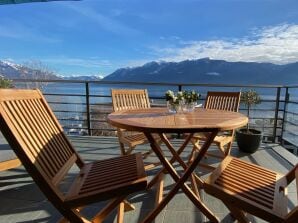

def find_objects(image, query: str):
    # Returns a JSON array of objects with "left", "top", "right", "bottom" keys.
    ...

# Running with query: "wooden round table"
[
  {"left": 108, "top": 108, "right": 248, "bottom": 223},
  {"left": 108, "top": 107, "right": 248, "bottom": 133}
]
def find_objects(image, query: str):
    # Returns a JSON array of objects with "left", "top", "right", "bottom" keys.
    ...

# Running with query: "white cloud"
[
  {"left": 66, "top": 4, "right": 140, "bottom": 36},
  {"left": 0, "top": 20, "right": 61, "bottom": 43},
  {"left": 155, "top": 24, "right": 298, "bottom": 64},
  {"left": 206, "top": 72, "right": 220, "bottom": 76}
]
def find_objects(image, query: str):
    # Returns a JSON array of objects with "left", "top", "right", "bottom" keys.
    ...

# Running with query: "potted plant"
[{"left": 236, "top": 89, "right": 262, "bottom": 153}]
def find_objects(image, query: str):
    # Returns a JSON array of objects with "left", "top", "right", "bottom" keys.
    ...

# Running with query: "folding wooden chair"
[
  {"left": 204, "top": 156, "right": 298, "bottom": 223},
  {"left": 190, "top": 91, "right": 241, "bottom": 164},
  {"left": 111, "top": 89, "right": 161, "bottom": 170},
  {"left": 0, "top": 89, "right": 147, "bottom": 223}
]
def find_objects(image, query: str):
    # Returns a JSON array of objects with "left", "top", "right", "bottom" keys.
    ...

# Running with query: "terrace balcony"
[{"left": 0, "top": 79, "right": 297, "bottom": 223}]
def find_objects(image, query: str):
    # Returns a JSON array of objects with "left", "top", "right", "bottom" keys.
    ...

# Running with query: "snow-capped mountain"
[
  {"left": 0, "top": 61, "right": 102, "bottom": 81},
  {"left": 103, "top": 58, "right": 298, "bottom": 84},
  {"left": 0, "top": 60, "right": 59, "bottom": 80}
]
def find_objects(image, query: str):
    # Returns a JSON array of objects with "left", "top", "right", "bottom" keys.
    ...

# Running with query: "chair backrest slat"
[
  {"left": 204, "top": 91, "right": 241, "bottom": 112},
  {"left": 30, "top": 98, "right": 75, "bottom": 172},
  {"left": 0, "top": 89, "right": 83, "bottom": 190},
  {"left": 111, "top": 89, "right": 151, "bottom": 112},
  {"left": 34, "top": 98, "right": 74, "bottom": 161},
  {"left": 2, "top": 99, "right": 54, "bottom": 177},
  {"left": 20, "top": 99, "right": 65, "bottom": 176}
]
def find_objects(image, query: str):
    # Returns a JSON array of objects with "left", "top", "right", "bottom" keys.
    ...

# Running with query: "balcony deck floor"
[{"left": 0, "top": 136, "right": 297, "bottom": 223}]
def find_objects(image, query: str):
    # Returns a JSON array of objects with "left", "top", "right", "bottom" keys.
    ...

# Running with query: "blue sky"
[{"left": 1, "top": 0, "right": 298, "bottom": 77}]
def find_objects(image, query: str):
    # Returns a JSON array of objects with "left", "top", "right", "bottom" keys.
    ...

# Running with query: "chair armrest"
[{"left": 285, "top": 164, "right": 298, "bottom": 185}]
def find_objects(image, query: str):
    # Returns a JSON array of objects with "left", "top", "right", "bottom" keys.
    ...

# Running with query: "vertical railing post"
[
  {"left": 85, "top": 82, "right": 91, "bottom": 136},
  {"left": 177, "top": 84, "right": 183, "bottom": 138},
  {"left": 280, "top": 87, "right": 289, "bottom": 146},
  {"left": 272, "top": 87, "right": 281, "bottom": 143},
  {"left": 178, "top": 85, "right": 182, "bottom": 92}
]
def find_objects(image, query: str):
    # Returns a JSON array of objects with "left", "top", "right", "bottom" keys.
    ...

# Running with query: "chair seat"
[
  {"left": 204, "top": 156, "right": 288, "bottom": 222},
  {"left": 66, "top": 153, "right": 147, "bottom": 207},
  {"left": 189, "top": 91, "right": 241, "bottom": 164},
  {"left": 121, "top": 132, "right": 161, "bottom": 148},
  {"left": 192, "top": 133, "right": 232, "bottom": 146},
  {"left": 122, "top": 133, "right": 149, "bottom": 147}
]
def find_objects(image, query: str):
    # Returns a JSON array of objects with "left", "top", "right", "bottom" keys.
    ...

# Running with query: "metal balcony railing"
[{"left": 11, "top": 79, "right": 298, "bottom": 152}]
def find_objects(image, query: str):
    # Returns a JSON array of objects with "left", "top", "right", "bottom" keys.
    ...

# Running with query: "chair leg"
[
  {"left": 188, "top": 146, "right": 196, "bottom": 165},
  {"left": 225, "top": 131, "right": 235, "bottom": 156},
  {"left": 119, "top": 143, "right": 136, "bottom": 156},
  {"left": 92, "top": 196, "right": 126, "bottom": 223},
  {"left": 188, "top": 141, "right": 199, "bottom": 165},
  {"left": 58, "top": 215, "right": 91, "bottom": 223},
  {"left": 143, "top": 140, "right": 163, "bottom": 170},
  {"left": 142, "top": 149, "right": 153, "bottom": 159},
  {"left": 123, "top": 200, "right": 135, "bottom": 212},
  {"left": 155, "top": 173, "right": 164, "bottom": 205},
  {"left": 58, "top": 218, "right": 68, "bottom": 223},
  {"left": 223, "top": 201, "right": 250, "bottom": 223},
  {"left": 117, "top": 202, "right": 125, "bottom": 223},
  {"left": 119, "top": 142, "right": 127, "bottom": 155},
  {"left": 126, "top": 146, "right": 135, "bottom": 155},
  {"left": 217, "top": 144, "right": 226, "bottom": 157},
  {"left": 57, "top": 207, "right": 91, "bottom": 223},
  {"left": 225, "top": 141, "right": 233, "bottom": 156}
]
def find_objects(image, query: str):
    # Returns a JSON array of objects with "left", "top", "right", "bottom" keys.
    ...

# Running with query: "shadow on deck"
[{"left": 0, "top": 136, "right": 297, "bottom": 223}]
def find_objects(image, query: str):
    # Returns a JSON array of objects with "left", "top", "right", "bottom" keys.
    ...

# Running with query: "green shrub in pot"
[{"left": 236, "top": 89, "right": 262, "bottom": 153}]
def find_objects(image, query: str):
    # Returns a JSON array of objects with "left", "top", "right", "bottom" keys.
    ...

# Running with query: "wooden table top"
[{"left": 108, "top": 108, "right": 248, "bottom": 133}]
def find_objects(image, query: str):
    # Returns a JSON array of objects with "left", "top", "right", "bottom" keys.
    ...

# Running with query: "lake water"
[{"left": 38, "top": 81, "right": 298, "bottom": 113}]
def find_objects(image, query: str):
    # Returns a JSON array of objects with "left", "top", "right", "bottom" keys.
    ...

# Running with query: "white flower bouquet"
[{"left": 165, "top": 90, "right": 200, "bottom": 113}]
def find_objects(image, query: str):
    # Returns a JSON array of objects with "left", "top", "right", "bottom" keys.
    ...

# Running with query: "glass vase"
[
  {"left": 182, "top": 101, "right": 197, "bottom": 112},
  {"left": 167, "top": 101, "right": 181, "bottom": 113}
]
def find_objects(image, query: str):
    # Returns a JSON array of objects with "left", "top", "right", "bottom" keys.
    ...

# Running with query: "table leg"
[
  {"left": 147, "top": 133, "right": 194, "bottom": 189},
  {"left": 159, "top": 133, "right": 204, "bottom": 190},
  {"left": 142, "top": 130, "right": 220, "bottom": 223},
  {"left": 154, "top": 173, "right": 164, "bottom": 206}
]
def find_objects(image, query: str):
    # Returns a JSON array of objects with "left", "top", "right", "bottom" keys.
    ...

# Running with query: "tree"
[
  {"left": 240, "top": 89, "right": 261, "bottom": 132},
  {"left": 19, "top": 60, "right": 58, "bottom": 89},
  {"left": 0, "top": 75, "right": 13, "bottom": 88}
]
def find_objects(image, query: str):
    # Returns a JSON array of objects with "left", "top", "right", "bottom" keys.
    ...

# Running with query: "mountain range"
[
  {"left": 0, "top": 60, "right": 59, "bottom": 80},
  {"left": 103, "top": 58, "right": 298, "bottom": 85},
  {"left": 0, "top": 61, "right": 102, "bottom": 81},
  {"left": 1, "top": 58, "right": 298, "bottom": 84}
]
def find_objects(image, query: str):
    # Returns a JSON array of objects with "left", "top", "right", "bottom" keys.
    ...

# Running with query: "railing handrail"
[{"left": 10, "top": 78, "right": 291, "bottom": 88}]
